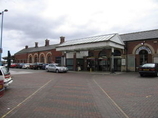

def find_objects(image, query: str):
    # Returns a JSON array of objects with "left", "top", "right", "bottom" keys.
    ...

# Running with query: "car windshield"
[{"left": 142, "top": 64, "right": 155, "bottom": 68}]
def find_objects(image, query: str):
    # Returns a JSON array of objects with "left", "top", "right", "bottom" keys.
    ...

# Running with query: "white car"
[
  {"left": 46, "top": 64, "right": 68, "bottom": 73},
  {"left": 0, "top": 66, "right": 13, "bottom": 88},
  {"left": 22, "top": 63, "right": 30, "bottom": 69}
]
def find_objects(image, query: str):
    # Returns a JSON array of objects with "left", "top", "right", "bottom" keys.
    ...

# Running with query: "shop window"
[{"left": 56, "top": 57, "right": 61, "bottom": 64}]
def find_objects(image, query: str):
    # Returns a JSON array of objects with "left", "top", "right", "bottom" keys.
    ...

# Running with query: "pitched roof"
[
  {"left": 15, "top": 44, "right": 59, "bottom": 55},
  {"left": 120, "top": 29, "right": 158, "bottom": 41},
  {"left": 58, "top": 33, "right": 124, "bottom": 47},
  {"left": 57, "top": 34, "right": 124, "bottom": 51}
]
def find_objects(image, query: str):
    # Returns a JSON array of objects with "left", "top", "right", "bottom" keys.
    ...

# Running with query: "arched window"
[
  {"left": 139, "top": 50, "right": 148, "bottom": 65},
  {"left": 47, "top": 55, "right": 52, "bottom": 63},
  {"left": 99, "top": 50, "right": 106, "bottom": 57},
  {"left": 40, "top": 55, "right": 44, "bottom": 63},
  {"left": 29, "top": 56, "right": 32, "bottom": 63},
  {"left": 34, "top": 56, "right": 38, "bottom": 63}
]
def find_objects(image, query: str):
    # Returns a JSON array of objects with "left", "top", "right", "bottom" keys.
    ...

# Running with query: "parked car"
[
  {"left": 10, "top": 63, "right": 17, "bottom": 68},
  {"left": 30, "top": 63, "right": 43, "bottom": 70},
  {"left": 139, "top": 63, "right": 158, "bottom": 77},
  {"left": 41, "top": 64, "right": 48, "bottom": 70},
  {"left": 0, "top": 73, "right": 4, "bottom": 97},
  {"left": 16, "top": 63, "right": 24, "bottom": 68},
  {"left": 46, "top": 64, "right": 68, "bottom": 73},
  {"left": 0, "top": 66, "right": 13, "bottom": 88},
  {"left": 22, "top": 63, "right": 30, "bottom": 69}
]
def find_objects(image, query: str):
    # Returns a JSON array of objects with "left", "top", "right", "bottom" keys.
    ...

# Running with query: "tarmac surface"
[{"left": 0, "top": 69, "right": 158, "bottom": 118}]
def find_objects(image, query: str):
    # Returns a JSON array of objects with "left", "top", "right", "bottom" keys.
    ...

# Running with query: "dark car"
[
  {"left": 16, "top": 63, "right": 24, "bottom": 68},
  {"left": 30, "top": 63, "right": 43, "bottom": 70},
  {"left": 139, "top": 63, "right": 158, "bottom": 77}
]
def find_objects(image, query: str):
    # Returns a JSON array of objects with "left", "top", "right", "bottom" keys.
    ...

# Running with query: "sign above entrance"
[{"left": 135, "top": 46, "right": 152, "bottom": 54}]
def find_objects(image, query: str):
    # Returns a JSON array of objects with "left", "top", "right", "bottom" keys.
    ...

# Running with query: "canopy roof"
[{"left": 57, "top": 33, "right": 124, "bottom": 51}]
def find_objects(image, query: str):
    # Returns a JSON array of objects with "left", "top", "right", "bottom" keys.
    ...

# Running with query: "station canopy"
[{"left": 56, "top": 33, "right": 124, "bottom": 52}]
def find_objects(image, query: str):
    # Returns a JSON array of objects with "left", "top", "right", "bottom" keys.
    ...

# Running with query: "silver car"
[{"left": 46, "top": 64, "right": 68, "bottom": 73}]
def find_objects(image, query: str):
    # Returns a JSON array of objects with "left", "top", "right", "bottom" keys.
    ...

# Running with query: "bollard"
[{"left": 90, "top": 68, "right": 92, "bottom": 72}]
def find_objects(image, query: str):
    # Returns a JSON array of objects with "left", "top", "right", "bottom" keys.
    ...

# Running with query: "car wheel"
[
  {"left": 140, "top": 74, "right": 144, "bottom": 77},
  {"left": 156, "top": 72, "right": 158, "bottom": 77},
  {"left": 56, "top": 69, "right": 59, "bottom": 73},
  {"left": 46, "top": 69, "right": 49, "bottom": 72}
]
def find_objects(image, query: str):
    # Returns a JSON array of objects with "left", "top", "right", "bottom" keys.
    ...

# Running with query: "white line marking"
[
  {"left": 1, "top": 79, "right": 52, "bottom": 118},
  {"left": 93, "top": 79, "right": 129, "bottom": 118}
]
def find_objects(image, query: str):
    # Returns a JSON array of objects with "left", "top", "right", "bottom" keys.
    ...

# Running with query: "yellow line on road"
[
  {"left": 1, "top": 79, "right": 52, "bottom": 118},
  {"left": 93, "top": 79, "right": 129, "bottom": 118}
]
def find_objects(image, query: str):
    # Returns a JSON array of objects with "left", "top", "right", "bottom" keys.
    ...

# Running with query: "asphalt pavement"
[{"left": 0, "top": 69, "right": 158, "bottom": 118}]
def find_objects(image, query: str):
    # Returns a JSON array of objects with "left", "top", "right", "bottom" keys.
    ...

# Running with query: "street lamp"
[{"left": 0, "top": 9, "right": 8, "bottom": 65}]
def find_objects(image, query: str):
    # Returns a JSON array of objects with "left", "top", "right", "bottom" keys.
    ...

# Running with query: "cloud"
[{"left": 0, "top": 0, "right": 158, "bottom": 58}]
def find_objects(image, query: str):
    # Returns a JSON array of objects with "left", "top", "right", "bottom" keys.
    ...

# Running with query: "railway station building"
[{"left": 14, "top": 29, "right": 158, "bottom": 72}]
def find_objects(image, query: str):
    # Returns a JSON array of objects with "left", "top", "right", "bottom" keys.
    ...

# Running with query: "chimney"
[
  {"left": 35, "top": 42, "right": 38, "bottom": 48},
  {"left": 45, "top": 39, "right": 49, "bottom": 46},
  {"left": 25, "top": 45, "right": 28, "bottom": 49},
  {"left": 60, "top": 36, "right": 65, "bottom": 44}
]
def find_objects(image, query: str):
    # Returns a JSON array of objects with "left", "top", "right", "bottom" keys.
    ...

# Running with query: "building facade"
[
  {"left": 14, "top": 29, "right": 158, "bottom": 72},
  {"left": 14, "top": 37, "right": 65, "bottom": 64}
]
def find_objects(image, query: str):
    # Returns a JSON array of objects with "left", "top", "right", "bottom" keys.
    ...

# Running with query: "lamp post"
[{"left": 0, "top": 9, "right": 8, "bottom": 65}]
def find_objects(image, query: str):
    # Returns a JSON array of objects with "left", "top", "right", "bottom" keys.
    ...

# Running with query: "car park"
[
  {"left": 139, "top": 63, "right": 158, "bottom": 77},
  {"left": 46, "top": 63, "right": 68, "bottom": 73}
]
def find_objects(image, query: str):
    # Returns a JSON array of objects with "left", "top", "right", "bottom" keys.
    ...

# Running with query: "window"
[
  {"left": 47, "top": 55, "right": 52, "bottom": 63},
  {"left": 114, "top": 50, "right": 121, "bottom": 56},
  {"left": 29, "top": 56, "right": 32, "bottom": 63},
  {"left": 34, "top": 56, "right": 38, "bottom": 63},
  {"left": 40, "top": 55, "right": 44, "bottom": 63}
]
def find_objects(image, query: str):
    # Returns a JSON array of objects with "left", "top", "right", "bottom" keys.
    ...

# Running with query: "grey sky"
[{"left": 0, "top": 0, "right": 158, "bottom": 58}]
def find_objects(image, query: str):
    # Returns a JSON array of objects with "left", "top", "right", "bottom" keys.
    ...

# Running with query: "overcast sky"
[{"left": 0, "top": 0, "right": 158, "bottom": 58}]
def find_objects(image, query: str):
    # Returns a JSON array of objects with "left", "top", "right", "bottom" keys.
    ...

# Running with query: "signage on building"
[{"left": 135, "top": 46, "right": 152, "bottom": 54}]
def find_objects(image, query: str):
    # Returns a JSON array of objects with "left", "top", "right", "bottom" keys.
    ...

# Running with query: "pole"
[
  {"left": 0, "top": 12, "right": 4, "bottom": 65},
  {"left": 0, "top": 9, "right": 8, "bottom": 66},
  {"left": 111, "top": 47, "right": 115, "bottom": 73}
]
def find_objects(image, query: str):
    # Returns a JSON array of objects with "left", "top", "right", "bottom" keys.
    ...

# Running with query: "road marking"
[
  {"left": 1, "top": 79, "right": 52, "bottom": 118},
  {"left": 93, "top": 79, "right": 129, "bottom": 118}
]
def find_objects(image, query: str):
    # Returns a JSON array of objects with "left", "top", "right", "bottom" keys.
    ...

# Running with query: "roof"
[
  {"left": 57, "top": 34, "right": 124, "bottom": 51},
  {"left": 15, "top": 44, "right": 59, "bottom": 55},
  {"left": 58, "top": 33, "right": 124, "bottom": 47},
  {"left": 120, "top": 29, "right": 158, "bottom": 41}
]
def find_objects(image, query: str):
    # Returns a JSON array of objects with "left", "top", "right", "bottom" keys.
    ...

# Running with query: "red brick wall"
[{"left": 14, "top": 49, "right": 62, "bottom": 63}]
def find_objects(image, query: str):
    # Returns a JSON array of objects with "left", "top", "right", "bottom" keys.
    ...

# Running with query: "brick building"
[
  {"left": 14, "top": 29, "right": 158, "bottom": 72},
  {"left": 57, "top": 29, "right": 158, "bottom": 72},
  {"left": 14, "top": 37, "right": 65, "bottom": 64}
]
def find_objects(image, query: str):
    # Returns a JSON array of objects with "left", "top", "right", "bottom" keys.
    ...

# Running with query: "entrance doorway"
[
  {"left": 139, "top": 50, "right": 148, "bottom": 65},
  {"left": 114, "top": 58, "right": 121, "bottom": 71}
]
